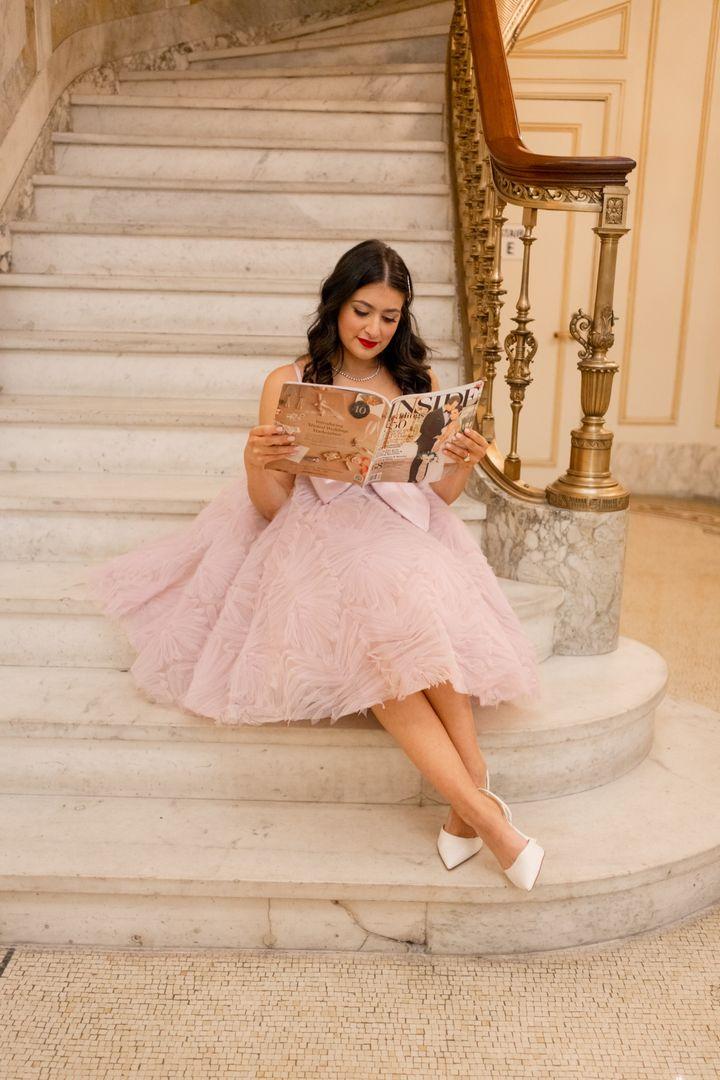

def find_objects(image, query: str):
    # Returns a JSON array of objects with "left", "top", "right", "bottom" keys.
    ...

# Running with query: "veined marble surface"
[
  {"left": 614, "top": 442, "right": 720, "bottom": 500},
  {"left": 468, "top": 469, "right": 628, "bottom": 656}
]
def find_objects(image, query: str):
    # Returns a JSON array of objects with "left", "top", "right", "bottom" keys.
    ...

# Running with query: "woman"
[{"left": 86, "top": 239, "right": 546, "bottom": 892}]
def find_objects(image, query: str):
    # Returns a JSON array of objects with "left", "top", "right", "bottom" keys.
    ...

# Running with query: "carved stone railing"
[{"left": 449, "top": 0, "right": 637, "bottom": 512}]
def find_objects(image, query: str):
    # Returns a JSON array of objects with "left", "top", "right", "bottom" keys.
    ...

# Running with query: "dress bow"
[{"left": 309, "top": 476, "right": 431, "bottom": 531}]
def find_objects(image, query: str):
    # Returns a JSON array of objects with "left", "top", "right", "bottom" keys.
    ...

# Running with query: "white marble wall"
[
  {"left": 0, "top": 0, "right": 381, "bottom": 214},
  {"left": 468, "top": 470, "right": 629, "bottom": 656},
  {"left": 613, "top": 443, "right": 720, "bottom": 500}
]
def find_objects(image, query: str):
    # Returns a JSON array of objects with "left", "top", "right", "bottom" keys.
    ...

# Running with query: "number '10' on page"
[{"left": 266, "top": 377, "right": 486, "bottom": 485}]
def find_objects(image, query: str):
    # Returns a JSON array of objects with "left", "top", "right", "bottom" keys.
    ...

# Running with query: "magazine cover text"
[{"left": 367, "top": 381, "right": 484, "bottom": 483}]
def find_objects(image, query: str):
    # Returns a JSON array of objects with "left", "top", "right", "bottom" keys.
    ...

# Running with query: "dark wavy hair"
[{"left": 298, "top": 239, "right": 433, "bottom": 395}]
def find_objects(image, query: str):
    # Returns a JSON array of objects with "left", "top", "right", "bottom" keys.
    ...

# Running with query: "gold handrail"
[{"left": 449, "top": 0, "right": 637, "bottom": 511}]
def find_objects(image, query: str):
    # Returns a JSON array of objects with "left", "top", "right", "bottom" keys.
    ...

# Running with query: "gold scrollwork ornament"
[{"left": 569, "top": 305, "right": 617, "bottom": 361}]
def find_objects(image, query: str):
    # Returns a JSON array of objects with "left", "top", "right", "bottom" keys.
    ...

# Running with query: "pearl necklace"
[{"left": 331, "top": 360, "right": 381, "bottom": 383}]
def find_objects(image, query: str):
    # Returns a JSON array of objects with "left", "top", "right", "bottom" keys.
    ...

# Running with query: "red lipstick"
[{"left": 358, "top": 338, "right": 378, "bottom": 349}]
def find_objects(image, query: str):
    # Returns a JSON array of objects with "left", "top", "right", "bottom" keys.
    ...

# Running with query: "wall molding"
[{"left": 512, "top": 1, "right": 630, "bottom": 59}]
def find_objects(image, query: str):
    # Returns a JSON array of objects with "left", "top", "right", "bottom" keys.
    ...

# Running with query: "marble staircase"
[{"left": 1, "top": 0, "right": 719, "bottom": 955}]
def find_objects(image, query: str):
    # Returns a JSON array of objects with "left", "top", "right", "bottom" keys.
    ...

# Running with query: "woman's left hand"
[{"left": 443, "top": 427, "right": 491, "bottom": 466}]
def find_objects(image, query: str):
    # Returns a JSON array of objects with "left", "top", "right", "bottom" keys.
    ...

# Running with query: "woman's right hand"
[{"left": 244, "top": 424, "right": 296, "bottom": 470}]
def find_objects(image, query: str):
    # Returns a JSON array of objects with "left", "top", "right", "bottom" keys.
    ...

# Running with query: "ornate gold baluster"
[
  {"left": 477, "top": 185, "right": 507, "bottom": 444},
  {"left": 503, "top": 206, "right": 538, "bottom": 480},
  {"left": 545, "top": 186, "right": 631, "bottom": 511}
]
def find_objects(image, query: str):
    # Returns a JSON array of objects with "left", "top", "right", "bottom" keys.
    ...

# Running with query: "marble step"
[
  {"left": 116, "top": 65, "right": 447, "bottom": 103},
  {"left": 0, "top": 554, "right": 560, "bottom": 669},
  {"left": 0, "top": 273, "right": 457, "bottom": 338},
  {"left": 0, "top": 638, "right": 665, "bottom": 805},
  {"left": 0, "top": 395, "right": 269, "bottom": 476},
  {"left": 1, "top": 696, "right": 717, "bottom": 954},
  {"left": 52, "top": 132, "right": 446, "bottom": 186},
  {"left": 189, "top": 26, "right": 448, "bottom": 71},
  {"left": 263, "top": 0, "right": 451, "bottom": 44},
  {"left": 32, "top": 175, "right": 451, "bottom": 229},
  {"left": 0, "top": 329, "right": 461, "bottom": 398},
  {"left": 0, "top": 467, "right": 482, "bottom": 561},
  {"left": 269, "top": 0, "right": 451, "bottom": 43},
  {"left": 69, "top": 95, "right": 445, "bottom": 142},
  {"left": 7, "top": 222, "right": 454, "bottom": 281}
]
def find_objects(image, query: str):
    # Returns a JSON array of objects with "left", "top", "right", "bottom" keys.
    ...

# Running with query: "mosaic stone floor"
[{"left": 0, "top": 496, "right": 718, "bottom": 1079}]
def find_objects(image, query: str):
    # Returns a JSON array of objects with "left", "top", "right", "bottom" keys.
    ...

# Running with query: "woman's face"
[{"left": 337, "top": 281, "right": 406, "bottom": 364}]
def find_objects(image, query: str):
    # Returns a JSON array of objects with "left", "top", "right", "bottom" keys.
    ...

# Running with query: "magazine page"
[
  {"left": 266, "top": 380, "right": 392, "bottom": 484},
  {"left": 366, "top": 379, "right": 486, "bottom": 484}
]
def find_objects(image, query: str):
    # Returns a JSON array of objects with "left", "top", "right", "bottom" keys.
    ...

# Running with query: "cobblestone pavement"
[
  {"left": 1, "top": 903, "right": 719, "bottom": 1079},
  {"left": 0, "top": 498, "right": 718, "bottom": 1079}
]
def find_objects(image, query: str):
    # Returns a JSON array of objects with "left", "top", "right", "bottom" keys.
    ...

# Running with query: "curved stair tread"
[
  {"left": 0, "top": 636, "right": 665, "bottom": 745},
  {"left": 0, "top": 697, "right": 718, "bottom": 956}
]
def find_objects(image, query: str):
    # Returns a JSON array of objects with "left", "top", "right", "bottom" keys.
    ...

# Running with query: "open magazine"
[{"left": 267, "top": 376, "right": 486, "bottom": 485}]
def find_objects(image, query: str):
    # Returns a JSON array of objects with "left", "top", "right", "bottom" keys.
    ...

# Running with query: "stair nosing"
[
  {"left": 117, "top": 63, "right": 446, "bottom": 81},
  {"left": 8, "top": 221, "right": 453, "bottom": 243},
  {"left": 69, "top": 93, "right": 444, "bottom": 115},
  {"left": 0, "top": 272, "right": 455, "bottom": 296},
  {"left": 53, "top": 131, "right": 446, "bottom": 154},
  {"left": 32, "top": 174, "right": 450, "bottom": 196}
]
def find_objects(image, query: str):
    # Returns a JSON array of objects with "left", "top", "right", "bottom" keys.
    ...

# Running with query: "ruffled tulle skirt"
[{"left": 85, "top": 473, "right": 542, "bottom": 726}]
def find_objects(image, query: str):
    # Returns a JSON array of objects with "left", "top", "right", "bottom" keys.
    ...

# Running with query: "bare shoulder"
[
  {"left": 258, "top": 360, "right": 299, "bottom": 427},
  {"left": 266, "top": 360, "right": 299, "bottom": 384},
  {"left": 427, "top": 367, "right": 441, "bottom": 392}
]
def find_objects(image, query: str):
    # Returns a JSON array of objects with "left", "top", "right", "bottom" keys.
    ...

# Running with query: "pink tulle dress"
[{"left": 85, "top": 360, "right": 542, "bottom": 726}]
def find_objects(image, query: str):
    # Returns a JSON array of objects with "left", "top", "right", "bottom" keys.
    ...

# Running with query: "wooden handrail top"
[
  {"left": 490, "top": 138, "right": 636, "bottom": 186},
  {"left": 464, "top": 0, "right": 637, "bottom": 188}
]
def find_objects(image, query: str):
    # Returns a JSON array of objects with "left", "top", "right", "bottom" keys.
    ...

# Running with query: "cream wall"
[{"left": 497, "top": 0, "right": 720, "bottom": 495}]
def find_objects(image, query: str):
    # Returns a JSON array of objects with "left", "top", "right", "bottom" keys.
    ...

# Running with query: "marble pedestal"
[{"left": 468, "top": 469, "right": 628, "bottom": 655}]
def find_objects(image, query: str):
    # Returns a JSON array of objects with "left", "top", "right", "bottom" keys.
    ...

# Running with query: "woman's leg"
[
  {"left": 422, "top": 682, "right": 486, "bottom": 838},
  {"left": 370, "top": 690, "right": 527, "bottom": 870}
]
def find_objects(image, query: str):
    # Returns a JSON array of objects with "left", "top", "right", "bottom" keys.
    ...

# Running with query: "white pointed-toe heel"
[
  {"left": 476, "top": 785, "right": 545, "bottom": 891},
  {"left": 436, "top": 767, "right": 491, "bottom": 870}
]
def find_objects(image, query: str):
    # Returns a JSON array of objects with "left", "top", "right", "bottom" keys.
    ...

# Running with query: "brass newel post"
[{"left": 545, "top": 185, "right": 631, "bottom": 511}]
